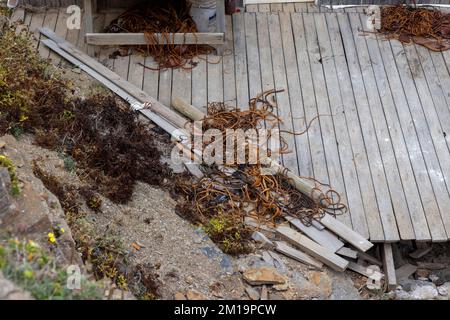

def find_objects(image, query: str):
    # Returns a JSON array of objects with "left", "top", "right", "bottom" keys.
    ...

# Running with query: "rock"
[
  {"left": 432, "top": 268, "right": 450, "bottom": 286},
  {"left": 174, "top": 292, "right": 186, "bottom": 300},
  {"left": 0, "top": 271, "right": 34, "bottom": 300},
  {"left": 416, "top": 268, "right": 430, "bottom": 279},
  {"left": 273, "top": 283, "right": 289, "bottom": 291},
  {"left": 396, "top": 282, "right": 439, "bottom": 300},
  {"left": 245, "top": 286, "right": 260, "bottom": 300},
  {"left": 260, "top": 285, "right": 268, "bottom": 300},
  {"left": 268, "top": 251, "right": 286, "bottom": 272},
  {"left": 186, "top": 289, "right": 208, "bottom": 300},
  {"left": 0, "top": 140, "right": 5, "bottom": 148},
  {"left": 0, "top": 135, "right": 82, "bottom": 267},
  {"left": 251, "top": 231, "right": 274, "bottom": 249},
  {"left": 243, "top": 267, "right": 286, "bottom": 285},
  {"left": 437, "top": 282, "right": 450, "bottom": 297},
  {"left": 261, "top": 251, "right": 274, "bottom": 267}
]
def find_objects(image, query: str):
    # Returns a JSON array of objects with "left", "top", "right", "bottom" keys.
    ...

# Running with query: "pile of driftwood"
[{"left": 39, "top": 27, "right": 385, "bottom": 288}]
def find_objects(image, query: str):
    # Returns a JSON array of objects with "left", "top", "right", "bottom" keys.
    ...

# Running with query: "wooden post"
[
  {"left": 84, "top": 0, "right": 95, "bottom": 56},
  {"left": 214, "top": 0, "right": 226, "bottom": 55},
  {"left": 382, "top": 243, "right": 397, "bottom": 291}
]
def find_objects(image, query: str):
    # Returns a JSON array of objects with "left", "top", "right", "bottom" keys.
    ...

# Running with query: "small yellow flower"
[
  {"left": 19, "top": 115, "right": 29, "bottom": 122},
  {"left": 60, "top": 228, "right": 65, "bottom": 234},
  {"left": 47, "top": 232, "right": 56, "bottom": 244}
]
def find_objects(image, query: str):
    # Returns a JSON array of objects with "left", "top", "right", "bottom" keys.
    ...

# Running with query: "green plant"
[
  {"left": 0, "top": 238, "right": 103, "bottom": 300},
  {"left": 0, "top": 154, "right": 20, "bottom": 195}
]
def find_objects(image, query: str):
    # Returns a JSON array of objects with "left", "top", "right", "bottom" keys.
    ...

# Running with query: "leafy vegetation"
[
  {"left": 0, "top": 238, "right": 103, "bottom": 300},
  {"left": 0, "top": 155, "right": 20, "bottom": 195}
]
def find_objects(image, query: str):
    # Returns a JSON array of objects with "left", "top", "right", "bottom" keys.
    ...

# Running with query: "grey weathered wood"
[
  {"left": 274, "top": 241, "right": 323, "bottom": 269},
  {"left": 276, "top": 225, "right": 349, "bottom": 271},
  {"left": 353, "top": 14, "right": 435, "bottom": 242},
  {"left": 348, "top": 13, "right": 415, "bottom": 240},
  {"left": 84, "top": 0, "right": 95, "bottom": 56},
  {"left": 409, "top": 246, "right": 432, "bottom": 259},
  {"left": 40, "top": 28, "right": 189, "bottom": 130},
  {"left": 279, "top": 12, "right": 313, "bottom": 178},
  {"left": 382, "top": 243, "right": 397, "bottom": 291},
  {"left": 303, "top": 13, "right": 351, "bottom": 226},
  {"left": 172, "top": 66, "right": 192, "bottom": 108},
  {"left": 85, "top": 33, "right": 225, "bottom": 46},
  {"left": 283, "top": 3, "right": 296, "bottom": 12},
  {"left": 244, "top": 13, "right": 262, "bottom": 100},
  {"left": 258, "top": 4, "right": 271, "bottom": 12},
  {"left": 357, "top": 251, "right": 383, "bottom": 267},
  {"left": 191, "top": 55, "right": 208, "bottom": 114},
  {"left": 315, "top": 13, "right": 368, "bottom": 235},
  {"left": 291, "top": 13, "right": 330, "bottom": 194},
  {"left": 246, "top": 4, "right": 258, "bottom": 12},
  {"left": 207, "top": 54, "right": 224, "bottom": 103},
  {"left": 223, "top": 14, "right": 236, "bottom": 107},
  {"left": 321, "top": 214, "right": 373, "bottom": 252},
  {"left": 141, "top": 56, "right": 159, "bottom": 101},
  {"left": 267, "top": 13, "right": 300, "bottom": 175},
  {"left": 326, "top": 0, "right": 385, "bottom": 243},
  {"left": 233, "top": 13, "right": 249, "bottom": 109},
  {"left": 369, "top": 17, "right": 447, "bottom": 242},
  {"left": 337, "top": 247, "right": 358, "bottom": 259},
  {"left": 395, "top": 263, "right": 418, "bottom": 281},
  {"left": 285, "top": 216, "right": 345, "bottom": 253}
]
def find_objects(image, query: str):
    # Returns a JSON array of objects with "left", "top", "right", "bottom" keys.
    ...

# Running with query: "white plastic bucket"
[{"left": 190, "top": 0, "right": 217, "bottom": 33}]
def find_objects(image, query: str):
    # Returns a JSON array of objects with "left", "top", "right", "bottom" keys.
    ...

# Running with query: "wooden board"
[
  {"left": 85, "top": 33, "right": 225, "bottom": 45},
  {"left": 276, "top": 225, "right": 349, "bottom": 271},
  {"left": 321, "top": 214, "right": 373, "bottom": 252},
  {"left": 382, "top": 243, "right": 397, "bottom": 291},
  {"left": 285, "top": 216, "right": 345, "bottom": 253},
  {"left": 274, "top": 241, "right": 323, "bottom": 269}
]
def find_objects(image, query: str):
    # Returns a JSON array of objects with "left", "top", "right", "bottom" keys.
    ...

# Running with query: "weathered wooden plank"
[
  {"left": 348, "top": 13, "right": 415, "bottom": 240},
  {"left": 428, "top": 51, "right": 450, "bottom": 110},
  {"left": 172, "top": 66, "right": 192, "bottom": 107},
  {"left": 246, "top": 4, "right": 258, "bottom": 12},
  {"left": 274, "top": 241, "right": 323, "bottom": 269},
  {"left": 279, "top": 12, "right": 313, "bottom": 178},
  {"left": 276, "top": 225, "right": 349, "bottom": 272},
  {"left": 270, "top": 3, "right": 283, "bottom": 12},
  {"left": 347, "top": 261, "right": 384, "bottom": 279},
  {"left": 141, "top": 56, "right": 159, "bottom": 101},
  {"left": 352, "top": 14, "right": 434, "bottom": 242},
  {"left": 336, "top": 246, "right": 358, "bottom": 259},
  {"left": 84, "top": 0, "right": 94, "bottom": 56},
  {"left": 321, "top": 214, "right": 373, "bottom": 252},
  {"left": 267, "top": 13, "right": 300, "bottom": 175},
  {"left": 294, "top": 3, "right": 309, "bottom": 12},
  {"left": 258, "top": 4, "right": 271, "bottom": 12},
  {"left": 382, "top": 243, "right": 397, "bottom": 291},
  {"left": 255, "top": 12, "right": 275, "bottom": 96},
  {"left": 207, "top": 54, "right": 223, "bottom": 103},
  {"left": 233, "top": 13, "right": 249, "bottom": 109},
  {"left": 326, "top": 13, "right": 386, "bottom": 241},
  {"left": 244, "top": 13, "right": 262, "bottom": 100},
  {"left": 191, "top": 55, "right": 208, "bottom": 114},
  {"left": 223, "top": 15, "right": 236, "bottom": 107},
  {"left": 357, "top": 250, "right": 383, "bottom": 267},
  {"left": 395, "top": 263, "right": 418, "bottom": 281},
  {"left": 285, "top": 216, "right": 345, "bottom": 253},
  {"left": 303, "top": 13, "right": 352, "bottom": 226},
  {"left": 291, "top": 13, "right": 330, "bottom": 191},
  {"left": 387, "top": 40, "right": 450, "bottom": 241},
  {"left": 127, "top": 53, "right": 144, "bottom": 89},
  {"left": 85, "top": 33, "right": 225, "bottom": 46},
  {"left": 283, "top": 3, "right": 296, "bottom": 12},
  {"left": 336, "top": 13, "right": 400, "bottom": 242},
  {"left": 29, "top": 12, "right": 45, "bottom": 50},
  {"left": 367, "top": 16, "right": 447, "bottom": 242},
  {"left": 315, "top": 13, "right": 368, "bottom": 236}
]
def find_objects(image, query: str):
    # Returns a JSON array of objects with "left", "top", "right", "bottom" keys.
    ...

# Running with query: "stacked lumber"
[{"left": 39, "top": 27, "right": 381, "bottom": 280}]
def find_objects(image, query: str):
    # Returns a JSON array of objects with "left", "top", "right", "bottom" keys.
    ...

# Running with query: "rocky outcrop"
[
  {"left": 0, "top": 271, "right": 34, "bottom": 300},
  {"left": 0, "top": 135, "right": 82, "bottom": 267}
]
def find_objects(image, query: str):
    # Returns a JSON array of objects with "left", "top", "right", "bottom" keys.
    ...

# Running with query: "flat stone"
[
  {"left": 245, "top": 286, "right": 260, "bottom": 300},
  {"left": 174, "top": 292, "right": 186, "bottom": 300},
  {"left": 273, "top": 283, "right": 289, "bottom": 291},
  {"left": 243, "top": 267, "right": 286, "bottom": 286},
  {"left": 186, "top": 289, "right": 208, "bottom": 300}
]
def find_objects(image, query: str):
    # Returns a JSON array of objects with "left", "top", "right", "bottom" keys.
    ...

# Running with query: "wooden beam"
[
  {"left": 274, "top": 241, "right": 323, "bottom": 270},
  {"left": 85, "top": 33, "right": 225, "bottom": 46},
  {"left": 285, "top": 216, "right": 344, "bottom": 253},
  {"left": 40, "top": 28, "right": 189, "bottom": 131},
  {"left": 382, "top": 243, "right": 397, "bottom": 291},
  {"left": 276, "top": 226, "right": 349, "bottom": 272},
  {"left": 320, "top": 214, "right": 373, "bottom": 252},
  {"left": 84, "top": 0, "right": 95, "bottom": 56},
  {"left": 336, "top": 247, "right": 358, "bottom": 259},
  {"left": 395, "top": 263, "right": 417, "bottom": 282}
]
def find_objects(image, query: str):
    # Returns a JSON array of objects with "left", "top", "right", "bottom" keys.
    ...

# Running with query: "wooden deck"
[{"left": 23, "top": 7, "right": 450, "bottom": 243}]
